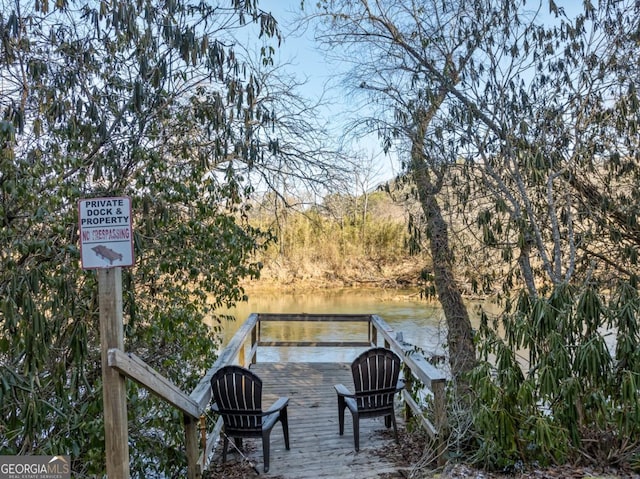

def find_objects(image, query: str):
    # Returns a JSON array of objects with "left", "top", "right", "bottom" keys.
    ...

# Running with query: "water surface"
[{"left": 207, "top": 288, "right": 481, "bottom": 362}]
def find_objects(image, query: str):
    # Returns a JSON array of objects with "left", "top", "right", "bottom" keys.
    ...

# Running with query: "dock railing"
[{"left": 108, "top": 313, "right": 448, "bottom": 478}]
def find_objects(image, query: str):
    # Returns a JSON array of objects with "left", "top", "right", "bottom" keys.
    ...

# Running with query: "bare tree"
[{"left": 303, "top": 0, "right": 515, "bottom": 386}]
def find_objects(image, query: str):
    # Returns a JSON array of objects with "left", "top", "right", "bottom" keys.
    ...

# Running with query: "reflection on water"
[{"left": 206, "top": 288, "right": 486, "bottom": 362}]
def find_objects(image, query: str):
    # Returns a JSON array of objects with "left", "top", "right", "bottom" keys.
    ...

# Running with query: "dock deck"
[{"left": 207, "top": 362, "right": 412, "bottom": 479}]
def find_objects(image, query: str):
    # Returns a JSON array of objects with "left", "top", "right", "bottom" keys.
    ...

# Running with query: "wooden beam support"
[
  {"left": 99, "top": 267, "right": 130, "bottom": 479},
  {"left": 184, "top": 414, "right": 201, "bottom": 479}
]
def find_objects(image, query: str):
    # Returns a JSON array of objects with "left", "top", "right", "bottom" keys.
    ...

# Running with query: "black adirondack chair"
[
  {"left": 334, "top": 347, "right": 404, "bottom": 451},
  {"left": 210, "top": 365, "right": 290, "bottom": 472}
]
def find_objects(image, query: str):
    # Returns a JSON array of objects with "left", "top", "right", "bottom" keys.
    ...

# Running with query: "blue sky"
[
  {"left": 251, "top": 0, "right": 587, "bottom": 187},
  {"left": 259, "top": 1, "right": 334, "bottom": 104},
  {"left": 257, "top": 0, "right": 584, "bottom": 103},
  {"left": 253, "top": 0, "right": 397, "bottom": 187}
]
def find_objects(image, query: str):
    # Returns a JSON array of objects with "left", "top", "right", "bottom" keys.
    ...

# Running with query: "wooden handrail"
[
  {"left": 189, "top": 313, "right": 260, "bottom": 410},
  {"left": 370, "top": 314, "right": 447, "bottom": 451},
  {"left": 108, "top": 349, "right": 200, "bottom": 419},
  {"left": 258, "top": 313, "right": 372, "bottom": 322}
]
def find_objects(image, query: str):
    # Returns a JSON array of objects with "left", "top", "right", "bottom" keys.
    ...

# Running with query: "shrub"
[{"left": 468, "top": 282, "right": 640, "bottom": 471}]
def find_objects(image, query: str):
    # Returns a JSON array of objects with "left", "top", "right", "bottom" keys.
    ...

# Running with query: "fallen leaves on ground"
[
  {"left": 377, "top": 426, "right": 640, "bottom": 479},
  {"left": 202, "top": 439, "right": 285, "bottom": 479},
  {"left": 416, "top": 464, "right": 640, "bottom": 479},
  {"left": 203, "top": 425, "right": 639, "bottom": 478}
]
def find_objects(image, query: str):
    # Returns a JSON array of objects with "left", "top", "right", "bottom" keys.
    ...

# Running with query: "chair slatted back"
[
  {"left": 211, "top": 365, "right": 264, "bottom": 433},
  {"left": 351, "top": 347, "right": 401, "bottom": 413}
]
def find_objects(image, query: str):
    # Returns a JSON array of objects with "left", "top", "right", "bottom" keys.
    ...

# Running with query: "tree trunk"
[
  {"left": 410, "top": 111, "right": 476, "bottom": 391},
  {"left": 417, "top": 177, "right": 477, "bottom": 387}
]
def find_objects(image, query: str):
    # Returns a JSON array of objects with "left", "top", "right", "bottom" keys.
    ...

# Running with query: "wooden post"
[
  {"left": 403, "top": 366, "right": 414, "bottom": 423},
  {"left": 238, "top": 341, "right": 246, "bottom": 368},
  {"left": 250, "top": 324, "right": 257, "bottom": 364},
  {"left": 371, "top": 322, "right": 378, "bottom": 347},
  {"left": 432, "top": 379, "right": 447, "bottom": 466},
  {"left": 99, "top": 267, "right": 131, "bottom": 478},
  {"left": 184, "top": 414, "right": 201, "bottom": 479}
]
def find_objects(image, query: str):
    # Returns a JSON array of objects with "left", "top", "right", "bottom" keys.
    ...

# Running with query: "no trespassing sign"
[{"left": 78, "top": 197, "right": 134, "bottom": 269}]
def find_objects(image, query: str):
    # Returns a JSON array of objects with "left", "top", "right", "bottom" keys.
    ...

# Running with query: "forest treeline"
[{"left": 246, "top": 189, "right": 432, "bottom": 288}]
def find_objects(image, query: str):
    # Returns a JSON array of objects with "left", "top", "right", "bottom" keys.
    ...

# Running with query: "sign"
[{"left": 78, "top": 197, "right": 134, "bottom": 269}]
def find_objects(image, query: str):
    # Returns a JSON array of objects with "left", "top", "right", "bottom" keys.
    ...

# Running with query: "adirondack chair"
[
  {"left": 210, "top": 365, "right": 290, "bottom": 473},
  {"left": 334, "top": 347, "right": 404, "bottom": 451}
]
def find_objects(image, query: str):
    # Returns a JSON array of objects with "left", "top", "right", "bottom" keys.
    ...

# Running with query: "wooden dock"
[
  {"left": 208, "top": 362, "right": 410, "bottom": 478},
  {"left": 108, "top": 313, "right": 446, "bottom": 478}
]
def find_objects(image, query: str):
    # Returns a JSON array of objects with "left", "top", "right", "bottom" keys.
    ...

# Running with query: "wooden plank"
[
  {"left": 199, "top": 417, "right": 223, "bottom": 469},
  {"left": 401, "top": 389, "right": 437, "bottom": 437},
  {"left": 184, "top": 414, "right": 201, "bottom": 479},
  {"left": 371, "top": 314, "right": 447, "bottom": 388},
  {"left": 370, "top": 314, "right": 396, "bottom": 346},
  {"left": 258, "top": 313, "right": 372, "bottom": 322},
  {"left": 107, "top": 348, "right": 200, "bottom": 419},
  {"left": 257, "top": 341, "right": 371, "bottom": 348},
  {"left": 432, "top": 378, "right": 448, "bottom": 467}
]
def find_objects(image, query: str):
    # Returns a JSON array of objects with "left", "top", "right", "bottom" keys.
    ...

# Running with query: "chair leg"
[
  {"left": 280, "top": 408, "right": 290, "bottom": 450},
  {"left": 337, "top": 395, "right": 345, "bottom": 435},
  {"left": 262, "top": 430, "right": 271, "bottom": 473},
  {"left": 385, "top": 415, "right": 391, "bottom": 428},
  {"left": 222, "top": 435, "right": 229, "bottom": 463},
  {"left": 353, "top": 413, "right": 360, "bottom": 451},
  {"left": 391, "top": 413, "right": 399, "bottom": 443}
]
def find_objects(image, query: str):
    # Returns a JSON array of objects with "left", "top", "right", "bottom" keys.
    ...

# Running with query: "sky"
[
  {"left": 254, "top": 0, "right": 399, "bottom": 187},
  {"left": 230, "top": 0, "right": 395, "bottom": 195},
  {"left": 250, "top": 0, "right": 587, "bottom": 188},
  {"left": 256, "top": 0, "right": 584, "bottom": 103},
  {"left": 258, "top": 1, "right": 338, "bottom": 106}
]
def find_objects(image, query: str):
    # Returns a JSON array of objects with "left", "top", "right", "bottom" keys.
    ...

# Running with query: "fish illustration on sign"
[{"left": 92, "top": 245, "right": 123, "bottom": 264}]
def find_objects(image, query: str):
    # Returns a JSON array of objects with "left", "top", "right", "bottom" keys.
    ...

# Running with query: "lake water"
[{"left": 207, "top": 288, "right": 491, "bottom": 363}]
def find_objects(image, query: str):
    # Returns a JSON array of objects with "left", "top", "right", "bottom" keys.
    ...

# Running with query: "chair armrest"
[
  {"left": 264, "top": 396, "right": 289, "bottom": 415},
  {"left": 211, "top": 402, "right": 220, "bottom": 413},
  {"left": 396, "top": 378, "right": 406, "bottom": 392},
  {"left": 334, "top": 383, "right": 355, "bottom": 398}
]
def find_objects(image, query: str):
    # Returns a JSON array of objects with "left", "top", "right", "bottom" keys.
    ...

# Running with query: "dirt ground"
[
  {"left": 203, "top": 426, "right": 640, "bottom": 479},
  {"left": 386, "top": 442, "right": 640, "bottom": 478},
  {"left": 416, "top": 464, "right": 640, "bottom": 479},
  {"left": 378, "top": 428, "right": 640, "bottom": 479}
]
